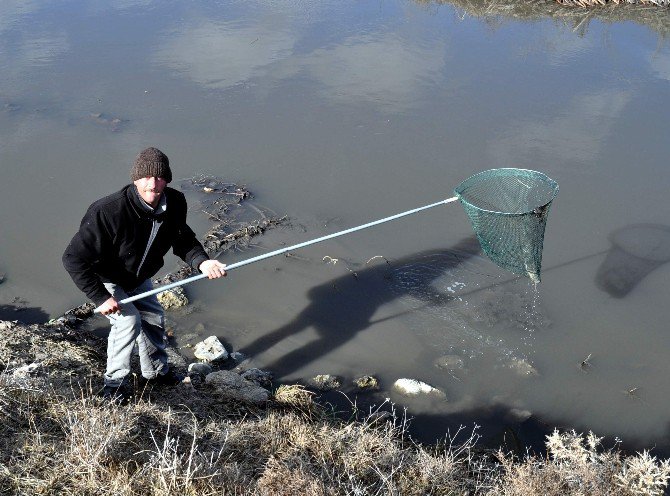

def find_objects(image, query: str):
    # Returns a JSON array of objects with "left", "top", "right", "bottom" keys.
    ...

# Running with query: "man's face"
[{"left": 134, "top": 176, "right": 167, "bottom": 208}]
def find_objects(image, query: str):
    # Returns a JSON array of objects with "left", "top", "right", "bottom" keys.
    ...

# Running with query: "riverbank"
[{"left": 1, "top": 318, "right": 668, "bottom": 495}]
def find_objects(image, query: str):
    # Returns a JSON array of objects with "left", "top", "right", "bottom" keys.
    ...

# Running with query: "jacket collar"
[{"left": 127, "top": 184, "right": 168, "bottom": 220}]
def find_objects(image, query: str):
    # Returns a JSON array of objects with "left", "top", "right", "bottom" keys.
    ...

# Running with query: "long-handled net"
[
  {"left": 454, "top": 168, "right": 559, "bottom": 282},
  {"left": 96, "top": 168, "right": 559, "bottom": 310}
]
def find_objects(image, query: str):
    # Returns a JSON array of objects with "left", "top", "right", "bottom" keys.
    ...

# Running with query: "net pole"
[{"left": 95, "top": 196, "right": 459, "bottom": 312}]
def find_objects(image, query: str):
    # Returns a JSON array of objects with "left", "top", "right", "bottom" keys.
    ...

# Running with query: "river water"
[{"left": 1, "top": 0, "right": 670, "bottom": 453}]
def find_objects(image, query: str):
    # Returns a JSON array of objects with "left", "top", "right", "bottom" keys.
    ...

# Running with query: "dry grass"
[
  {"left": 493, "top": 430, "right": 670, "bottom": 495},
  {"left": 418, "top": 0, "right": 670, "bottom": 38},
  {"left": 1, "top": 321, "right": 669, "bottom": 495}
]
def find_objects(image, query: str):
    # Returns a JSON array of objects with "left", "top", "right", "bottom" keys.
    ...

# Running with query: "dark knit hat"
[{"left": 130, "top": 147, "right": 172, "bottom": 183}]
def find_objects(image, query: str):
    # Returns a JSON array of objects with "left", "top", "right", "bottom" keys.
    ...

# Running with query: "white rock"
[
  {"left": 393, "top": 378, "right": 446, "bottom": 398},
  {"left": 13, "top": 362, "right": 40, "bottom": 378},
  {"left": 508, "top": 359, "right": 538, "bottom": 376},
  {"left": 193, "top": 336, "right": 228, "bottom": 362},
  {"left": 507, "top": 408, "right": 532, "bottom": 422}
]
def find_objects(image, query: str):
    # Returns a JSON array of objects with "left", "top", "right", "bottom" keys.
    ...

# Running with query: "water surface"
[{"left": 1, "top": 0, "right": 670, "bottom": 452}]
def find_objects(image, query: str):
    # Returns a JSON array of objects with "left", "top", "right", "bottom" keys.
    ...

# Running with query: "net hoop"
[
  {"left": 453, "top": 168, "right": 559, "bottom": 282},
  {"left": 454, "top": 168, "right": 559, "bottom": 216}
]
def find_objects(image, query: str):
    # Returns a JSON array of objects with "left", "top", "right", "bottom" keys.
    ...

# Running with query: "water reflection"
[
  {"left": 154, "top": 18, "right": 447, "bottom": 112},
  {"left": 155, "top": 20, "right": 297, "bottom": 90},
  {"left": 304, "top": 33, "right": 447, "bottom": 112},
  {"left": 596, "top": 224, "right": 670, "bottom": 297},
  {"left": 647, "top": 51, "right": 670, "bottom": 80},
  {"left": 243, "top": 237, "right": 481, "bottom": 376},
  {"left": 489, "top": 90, "right": 630, "bottom": 167}
]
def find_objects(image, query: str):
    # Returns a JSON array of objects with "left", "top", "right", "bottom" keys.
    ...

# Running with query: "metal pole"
[{"left": 95, "top": 196, "right": 459, "bottom": 312}]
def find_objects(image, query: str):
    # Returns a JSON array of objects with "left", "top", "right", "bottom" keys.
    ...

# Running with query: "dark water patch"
[
  {"left": 0, "top": 303, "right": 49, "bottom": 325},
  {"left": 596, "top": 224, "right": 670, "bottom": 298},
  {"left": 242, "top": 237, "right": 482, "bottom": 378}
]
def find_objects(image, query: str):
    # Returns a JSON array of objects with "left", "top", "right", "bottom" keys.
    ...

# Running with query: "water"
[{"left": 1, "top": 0, "right": 670, "bottom": 452}]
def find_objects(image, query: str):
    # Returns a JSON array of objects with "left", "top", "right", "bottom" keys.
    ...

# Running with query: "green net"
[{"left": 454, "top": 168, "right": 559, "bottom": 282}]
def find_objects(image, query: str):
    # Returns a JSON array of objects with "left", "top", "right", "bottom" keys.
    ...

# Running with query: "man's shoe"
[
  {"left": 151, "top": 369, "right": 185, "bottom": 387},
  {"left": 101, "top": 384, "right": 132, "bottom": 404}
]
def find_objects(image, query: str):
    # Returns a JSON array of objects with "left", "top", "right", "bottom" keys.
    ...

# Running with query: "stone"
[
  {"left": 157, "top": 287, "right": 189, "bottom": 310},
  {"left": 508, "top": 358, "right": 538, "bottom": 376},
  {"left": 353, "top": 375, "right": 379, "bottom": 390},
  {"left": 230, "top": 351, "right": 247, "bottom": 363},
  {"left": 13, "top": 362, "right": 40, "bottom": 379},
  {"left": 310, "top": 374, "right": 341, "bottom": 391},
  {"left": 240, "top": 368, "right": 274, "bottom": 388},
  {"left": 205, "top": 370, "right": 270, "bottom": 405},
  {"left": 193, "top": 336, "right": 228, "bottom": 362},
  {"left": 507, "top": 408, "right": 533, "bottom": 422},
  {"left": 393, "top": 378, "right": 446, "bottom": 398},
  {"left": 434, "top": 355, "right": 465, "bottom": 371},
  {"left": 188, "top": 362, "right": 213, "bottom": 376}
]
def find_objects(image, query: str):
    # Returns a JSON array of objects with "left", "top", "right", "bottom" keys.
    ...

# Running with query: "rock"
[
  {"left": 205, "top": 370, "right": 269, "bottom": 405},
  {"left": 157, "top": 287, "right": 189, "bottom": 310},
  {"left": 434, "top": 355, "right": 465, "bottom": 371},
  {"left": 508, "top": 358, "right": 538, "bottom": 376},
  {"left": 13, "top": 362, "right": 40, "bottom": 379},
  {"left": 353, "top": 375, "right": 379, "bottom": 390},
  {"left": 188, "top": 362, "right": 213, "bottom": 376},
  {"left": 88, "top": 112, "right": 124, "bottom": 132},
  {"left": 0, "top": 273, "right": 5, "bottom": 284},
  {"left": 165, "top": 347, "right": 188, "bottom": 368},
  {"left": 309, "top": 374, "right": 341, "bottom": 391},
  {"left": 230, "top": 351, "right": 247, "bottom": 363},
  {"left": 193, "top": 336, "right": 228, "bottom": 362},
  {"left": 393, "top": 378, "right": 446, "bottom": 398},
  {"left": 507, "top": 408, "right": 533, "bottom": 422},
  {"left": 240, "top": 368, "right": 274, "bottom": 389}
]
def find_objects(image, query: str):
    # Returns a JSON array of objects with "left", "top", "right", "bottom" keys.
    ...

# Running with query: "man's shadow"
[{"left": 243, "top": 236, "right": 482, "bottom": 377}]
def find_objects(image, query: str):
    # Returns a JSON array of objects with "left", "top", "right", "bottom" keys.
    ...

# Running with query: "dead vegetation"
[
  {"left": 1, "top": 320, "right": 669, "bottom": 495},
  {"left": 421, "top": 0, "right": 670, "bottom": 35}
]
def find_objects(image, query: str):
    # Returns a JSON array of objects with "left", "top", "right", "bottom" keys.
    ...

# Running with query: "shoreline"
[{"left": 1, "top": 317, "right": 668, "bottom": 494}]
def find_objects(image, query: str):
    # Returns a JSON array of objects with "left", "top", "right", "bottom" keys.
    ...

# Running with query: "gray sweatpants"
[{"left": 103, "top": 280, "right": 168, "bottom": 387}]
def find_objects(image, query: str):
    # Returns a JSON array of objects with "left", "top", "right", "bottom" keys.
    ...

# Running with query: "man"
[{"left": 63, "top": 147, "right": 226, "bottom": 400}]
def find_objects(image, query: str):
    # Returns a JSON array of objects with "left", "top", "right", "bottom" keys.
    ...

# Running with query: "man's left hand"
[{"left": 199, "top": 259, "right": 228, "bottom": 279}]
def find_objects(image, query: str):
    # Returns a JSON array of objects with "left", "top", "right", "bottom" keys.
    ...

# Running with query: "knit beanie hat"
[{"left": 130, "top": 147, "right": 172, "bottom": 183}]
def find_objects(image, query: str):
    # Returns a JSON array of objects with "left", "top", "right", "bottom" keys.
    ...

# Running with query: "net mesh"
[{"left": 454, "top": 168, "right": 559, "bottom": 282}]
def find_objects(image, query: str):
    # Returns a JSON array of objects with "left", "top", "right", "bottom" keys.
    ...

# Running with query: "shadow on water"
[
  {"left": 243, "top": 236, "right": 483, "bottom": 377},
  {"left": 0, "top": 304, "right": 49, "bottom": 324},
  {"left": 595, "top": 224, "right": 670, "bottom": 298}
]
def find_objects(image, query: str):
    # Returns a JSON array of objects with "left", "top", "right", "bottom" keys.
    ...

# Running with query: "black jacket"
[{"left": 63, "top": 184, "right": 209, "bottom": 305}]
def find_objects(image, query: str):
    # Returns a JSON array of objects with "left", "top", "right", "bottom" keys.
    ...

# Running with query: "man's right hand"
[{"left": 98, "top": 297, "right": 121, "bottom": 316}]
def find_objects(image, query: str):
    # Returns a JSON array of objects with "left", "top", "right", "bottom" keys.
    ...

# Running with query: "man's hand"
[
  {"left": 199, "top": 259, "right": 227, "bottom": 279},
  {"left": 98, "top": 297, "right": 121, "bottom": 316}
]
